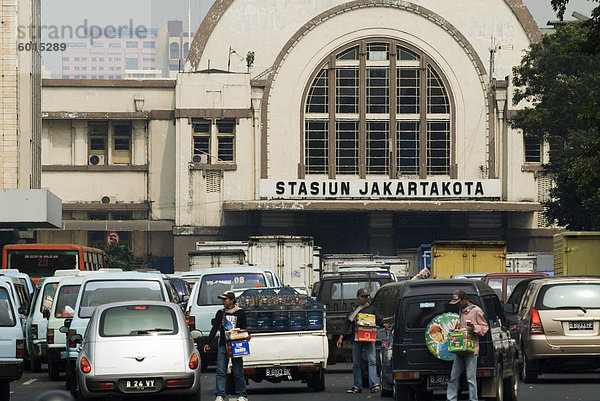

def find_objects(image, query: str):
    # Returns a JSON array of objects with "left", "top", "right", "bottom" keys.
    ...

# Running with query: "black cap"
[
  {"left": 357, "top": 288, "right": 370, "bottom": 297},
  {"left": 217, "top": 290, "right": 235, "bottom": 301},
  {"left": 449, "top": 289, "right": 467, "bottom": 304}
]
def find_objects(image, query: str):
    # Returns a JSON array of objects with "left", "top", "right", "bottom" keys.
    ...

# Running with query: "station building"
[{"left": 39, "top": 0, "right": 558, "bottom": 271}]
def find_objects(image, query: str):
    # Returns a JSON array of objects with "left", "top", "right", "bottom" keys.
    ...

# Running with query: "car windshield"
[
  {"left": 79, "top": 280, "right": 164, "bottom": 318},
  {"left": 41, "top": 282, "right": 57, "bottom": 313},
  {"left": 99, "top": 305, "right": 177, "bottom": 337},
  {"left": 404, "top": 299, "right": 469, "bottom": 329},
  {"left": 55, "top": 285, "right": 80, "bottom": 318},
  {"left": 537, "top": 283, "right": 600, "bottom": 310},
  {"left": 197, "top": 273, "right": 266, "bottom": 305},
  {"left": 330, "top": 281, "right": 382, "bottom": 300},
  {"left": 0, "top": 288, "right": 16, "bottom": 327}
]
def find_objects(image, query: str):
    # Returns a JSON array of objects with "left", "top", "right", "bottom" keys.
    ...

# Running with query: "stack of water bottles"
[{"left": 238, "top": 287, "right": 325, "bottom": 333}]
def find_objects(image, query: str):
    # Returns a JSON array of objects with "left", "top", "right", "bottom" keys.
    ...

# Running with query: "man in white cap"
[{"left": 446, "top": 289, "right": 488, "bottom": 401}]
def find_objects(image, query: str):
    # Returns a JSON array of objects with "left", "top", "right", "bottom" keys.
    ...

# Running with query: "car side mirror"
[
  {"left": 70, "top": 334, "right": 83, "bottom": 344},
  {"left": 182, "top": 295, "right": 190, "bottom": 302},
  {"left": 59, "top": 326, "right": 69, "bottom": 334},
  {"left": 64, "top": 318, "right": 72, "bottom": 328},
  {"left": 503, "top": 303, "right": 516, "bottom": 314},
  {"left": 190, "top": 330, "right": 203, "bottom": 340},
  {"left": 18, "top": 306, "right": 28, "bottom": 315},
  {"left": 42, "top": 309, "right": 50, "bottom": 319}
]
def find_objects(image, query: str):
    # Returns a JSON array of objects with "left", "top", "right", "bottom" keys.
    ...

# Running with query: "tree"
[
  {"left": 104, "top": 243, "right": 135, "bottom": 270},
  {"left": 511, "top": 22, "right": 600, "bottom": 230},
  {"left": 551, "top": 0, "right": 600, "bottom": 54}
]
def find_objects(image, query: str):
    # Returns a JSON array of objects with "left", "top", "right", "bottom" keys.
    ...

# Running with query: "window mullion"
[
  {"left": 359, "top": 40, "right": 367, "bottom": 178},
  {"left": 390, "top": 40, "right": 397, "bottom": 178},
  {"left": 419, "top": 59, "right": 428, "bottom": 178},
  {"left": 328, "top": 54, "right": 336, "bottom": 178}
]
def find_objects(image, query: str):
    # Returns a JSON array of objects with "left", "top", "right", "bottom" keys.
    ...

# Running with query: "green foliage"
[
  {"left": 511, "top": 22, "right": 600, "bottom": 230},
  {"left": 551, "top": 0, "right": 600, "bottom": 54},
  {"left": 103, "top": 243, "right": 135, "bottom": 270}
]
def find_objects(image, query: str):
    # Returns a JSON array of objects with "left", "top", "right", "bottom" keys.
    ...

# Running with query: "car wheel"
[
  {"left": 48, "top": 361, "right": 61, "bottom": 381},
  {"left": 225, "top": 373, "right": 236, "bottom": 395},
  {"left": 381, "top": 383, "right": 393, "bottom": 397},
  {"left": 0, "top": 381, "right": 10, "bottom": 401},
  {"left": 394, "top": 383, "right": 417, "bottom": 401},
  {"left": 490, "top": 364, "right": 504, "bottom": 401},
  {"left": 503, "top": 360, "right": 519, "bottom": 401},
  {"left": 521, "top": 353, "right": 538, "bottom": 383},
  {"left": 308, "top": 368, "right": 326, "bottom": 392}
]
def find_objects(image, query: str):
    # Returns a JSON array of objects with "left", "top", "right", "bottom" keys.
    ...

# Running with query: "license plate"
[
  {"left": 428, "top": 375, "right": 450, "bottom": 386},
  {"left": 125, "top": 379, "right": 156, "bottom": 390},
  {"left": 266, "top": 368, "right": 290, "bottom": 377},
  {"left": 569, "top": 321, "right": 593, "bottom": 330}
]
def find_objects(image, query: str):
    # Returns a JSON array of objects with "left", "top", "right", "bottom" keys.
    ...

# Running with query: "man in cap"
[
  {"left": 203, "top": 291, "right": 249, "bottom": 401},
  {"left": 336, "top": 288, "right": 385, "bottom": 394},
  {"left": 447, "top": 289, "right": 489, "bottom": 401}
]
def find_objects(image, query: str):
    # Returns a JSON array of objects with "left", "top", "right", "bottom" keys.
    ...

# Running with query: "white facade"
[{"left": 39, "top": 0, "right": 558, "bottom": 271}]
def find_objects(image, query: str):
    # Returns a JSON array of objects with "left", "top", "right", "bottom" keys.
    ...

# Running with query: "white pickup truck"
[{"left": 227, "top": 289, "right": 328, "bottom": 393}]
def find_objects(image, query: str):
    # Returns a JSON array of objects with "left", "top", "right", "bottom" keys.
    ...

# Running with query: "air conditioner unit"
[
  {"left": 192, "top": 154, "right": 209, "bottom": 164},
  {"left": 89, "top": 154, "right": 105, "bottom": 165}
]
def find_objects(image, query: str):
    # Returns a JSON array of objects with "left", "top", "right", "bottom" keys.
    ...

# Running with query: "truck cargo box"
[
  {"left": 553, "top": 232, "right": 600, "bottom": 276},
  {"left": 431, "top": 241, "right": 506, "bottom": 279}
]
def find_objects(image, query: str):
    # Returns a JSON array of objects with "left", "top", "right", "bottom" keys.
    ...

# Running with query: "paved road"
[{"left": 9, "top": 364, "right": 600, "bottom": 401}]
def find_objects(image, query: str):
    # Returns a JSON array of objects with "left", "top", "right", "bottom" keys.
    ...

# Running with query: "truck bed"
[{"left": 243, "top": 330, "right": 329, "bottom": 368}]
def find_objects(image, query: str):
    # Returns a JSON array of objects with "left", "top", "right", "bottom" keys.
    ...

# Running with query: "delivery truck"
[
  {"left": 431, "top": 241, "right": 506, "bottom": 278},
  {"left": 553, "top": 231, "right": 600, "bottom": 275},
  {"left": 189, "top": 241, "right": 248, "bottom": 269}
]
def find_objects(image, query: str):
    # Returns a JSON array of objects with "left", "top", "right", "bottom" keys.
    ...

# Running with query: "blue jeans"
[
  {"left": 446, "top": 353, "right": 478, "bottom": 401},
  {"left": 215, "top": 345, "right": 247, "bottom": 398},
  {"left": 352, "top": 341, "right": 378, "bottom": 389}
]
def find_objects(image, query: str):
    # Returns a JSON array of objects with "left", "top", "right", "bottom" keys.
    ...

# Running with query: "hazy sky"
[{"left": 39, "top": 0, "right": 598, "bottom": 75}]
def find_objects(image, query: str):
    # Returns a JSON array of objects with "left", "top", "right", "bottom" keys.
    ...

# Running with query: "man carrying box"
[
  {"left": 447, "top": 289, "right": 489, "bottom": 401},
  {"left": 203, "top": 291, "right": 250, "bottom": 401},
  {"left": 336, "top": 288, "right": 385, "bottom": 394}
]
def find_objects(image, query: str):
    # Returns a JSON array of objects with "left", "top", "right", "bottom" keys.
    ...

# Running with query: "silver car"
[{"left": 74, "top": 301, "right": 202, "bottom": 400}]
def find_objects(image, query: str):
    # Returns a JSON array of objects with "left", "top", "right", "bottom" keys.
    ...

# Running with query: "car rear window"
[
  {"left": 537, "top": 283, "right": 600, "bottom": 310},
  {"left": 41, "top": 282, "right": 58, "bottom": 313},
  {"left": 404, "top": 298, "right": 480, "bottom": 329},
  {"left": 99, "top": 305, "right": 178, "bottom": 337},
  {"left": 506, "top": 277, "right": 529, "bottom": 300},
  {"left": 330, "top": 281, "right": 382, "bottom": 300},
  {"left": 0, "top": 288, "right": 16, "bottom": 327},
  {"left": 55, "top": 285, "right": 80, "bottom": 318},
  {"left": 198, "top": 274, "right": 266, "bottom": 306},
  {"left": 79, "top": 280, "right": 164, "bottom": 318}
]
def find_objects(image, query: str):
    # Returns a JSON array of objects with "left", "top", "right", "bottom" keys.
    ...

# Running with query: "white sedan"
[{"left": 73, "top": 300, "right": 202, "bottom": 400}]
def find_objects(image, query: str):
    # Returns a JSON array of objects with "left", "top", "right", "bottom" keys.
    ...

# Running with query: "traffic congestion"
[{"left": 1, "top": 236, "right": 600, "bottom": 401}]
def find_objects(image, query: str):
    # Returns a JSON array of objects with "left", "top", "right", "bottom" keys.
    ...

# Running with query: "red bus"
[{"left": 2, "top": 244, "right": 106, "bottom": 283}]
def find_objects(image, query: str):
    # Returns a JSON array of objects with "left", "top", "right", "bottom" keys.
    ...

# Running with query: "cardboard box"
[
  {"left": 357, "top": 313, "right": 376, "bottom": 327},
  {"left": 355, "top": 326, "right": 377, "bottom": 342},
  {"left": 227, "top": 340, "right": 250, "bottom": 358},
  {"left": 448, "top": 330, "right": 475, "bottom": 353},
  {"left": 226, "top": 329, "right": 250, "bottom": 341}
]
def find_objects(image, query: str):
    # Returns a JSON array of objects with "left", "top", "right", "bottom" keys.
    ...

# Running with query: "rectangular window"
[
  {"left": 398, "top": 68, "right": 420, "bottom": 114},
  {"left": 126, "top": 41, "right": 138, "bottom": 48},
  {"left": 397, "top": 121, "right": 419, "bottom": 175},
  {"left": 336, "top": 68, "right": 359, "bottom": 114},
  {"left": 366, "top": 121, "right": 389, "bottom": 174},
  {"left": 524, "top": 136, "right": 542, "bottom": 163},
  {"left": 113, "top": 124, "right": 132, "bottom": 164},
  {"left": 367, "top": 42, "right": 389, "bottom": 61},
  {"left": 88, "top": 122, "right": 108, "bottom": 163},
  {"left": 305, "top": 120, "right": 328, "bottom": 175},
  {"left": 367, "top": 68, "right": 389, "bottom": 114},
  {"left": 427, "top": 121, "right": 450, "bottom": 175},
  {"left": 109, "top": 42, "right": 121, "bottom": 48},
  {"left": 216, "top": 119, "right": 235, "bottom": 163},
  {"left": 336, "top": 121, "right": 359, "bottom": 175},
  {"left": 192, "top": 119, "right": 211, "bottom": 162},
  {"left": 143, "top": 41, "right": 156, "bottom": 48}
]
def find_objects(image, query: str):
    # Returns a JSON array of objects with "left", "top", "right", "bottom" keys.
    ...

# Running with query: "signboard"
[
  {"left": 425, "top": 312, "right": 460, "bottom": 361},
  {"left": 106, "top": 231, "right": 120, "bottom": 245},
  {"left": 260, "top": 179, "right": 501, "bottom": 199}
]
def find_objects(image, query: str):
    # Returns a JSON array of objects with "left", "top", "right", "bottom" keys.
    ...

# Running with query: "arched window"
[
  {"left": 170, "top": 42, "right": 180, "bottom": 59},
  {"left": 303, "top": 39, "right": 452, "bottom": 178},
  {"left": 183, "top": 42, "right": 190, "bottom": 58}
]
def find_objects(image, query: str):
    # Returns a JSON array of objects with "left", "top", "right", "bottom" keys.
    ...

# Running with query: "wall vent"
[{"left": 206, "top": 171, "right": 221, "bottom": 193}]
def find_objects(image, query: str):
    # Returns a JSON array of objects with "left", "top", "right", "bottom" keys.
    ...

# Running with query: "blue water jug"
[
  {"left": 256, "top": 297, "right": 273, "bottom": 331},
  {"left": 289, "top": 297, "right": 307, "bottom": 331},
  {"left": 242, "top": 298, "right": 258, "bottom": 331},
  {"left": 306, "top": 300, "right": 324, "bottom": 330},
  {"left": 272, "top": 297, "right": 289, "bottom": 331}
]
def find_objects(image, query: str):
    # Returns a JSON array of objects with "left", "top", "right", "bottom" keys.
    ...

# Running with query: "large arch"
[{"left": 186, "top": 0, "right": 541, "bottom": 70}]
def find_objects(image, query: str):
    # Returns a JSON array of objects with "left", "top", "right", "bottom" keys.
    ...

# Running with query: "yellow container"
[
  {"left": 431, "top": 241, "right": 506, "bottom": 279},
  {"left": 553, "top": 232, "right": 600, "bottom": 276}
]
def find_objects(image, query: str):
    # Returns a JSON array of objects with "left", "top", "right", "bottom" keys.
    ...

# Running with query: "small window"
[
  {"left": 524, "top": 136, "right": 542, "bottom": 163},
  {"left": 143, "top": 41, "right": 155, "bottom": 49},
  {"left": 113, "top": 124, "right": 132, "bottom": 164},
  {"left": 40, "top": 282, "right": 58, "bottom": 314},
  {"left": 0, "top": 288, "right": 16, "bottom": 327},
  {"left": 54, "top": 285, "right": 80, "bottom": 318},
  {"left": 170, "top": 42, "right": 180, "bottom": 59},
  {"left": 126, "top": 41, "right": 138, "bottom": 48},
  {"left": 125, "top": 58, "right": 138, "bottom": 70},
  {"left": 216, "top": 119, "right": 235, "bottom": 163},
  {"left": 193, "top": 119, "right": 211, "bottom": 161}
]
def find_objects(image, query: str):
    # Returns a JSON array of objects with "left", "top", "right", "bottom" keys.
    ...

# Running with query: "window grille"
[{"left": 206, "top": 171, "right": 221, "bottom": 193}]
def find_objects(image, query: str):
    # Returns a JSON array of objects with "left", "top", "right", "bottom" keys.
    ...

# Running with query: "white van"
[{"left": 0, "top": 278, "right": 24, "bottom": 397}]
